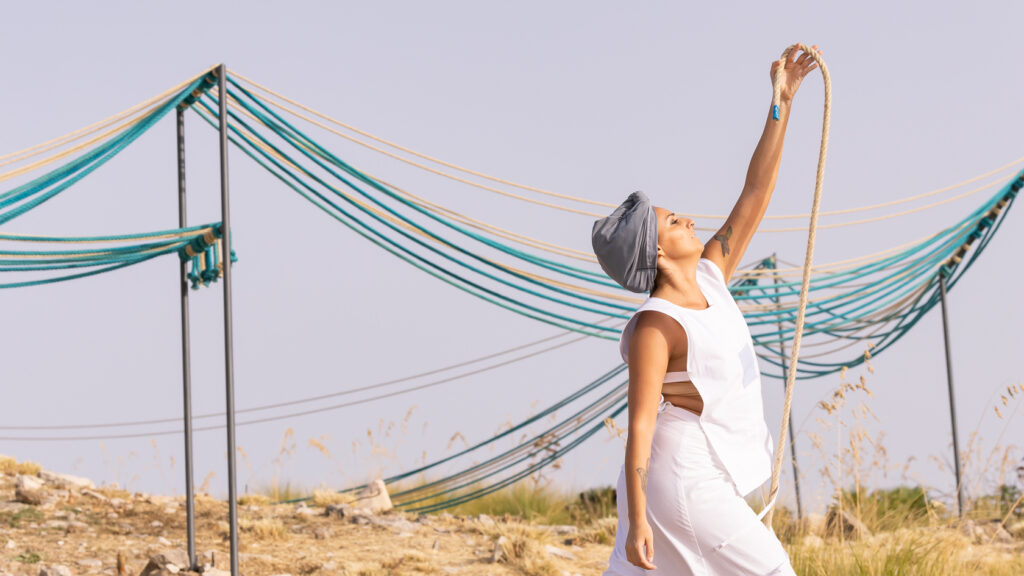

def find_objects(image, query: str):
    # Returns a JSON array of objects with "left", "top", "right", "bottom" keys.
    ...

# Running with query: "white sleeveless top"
[{"left": 619, "top": 258, "right": 774, "bottom": 497}]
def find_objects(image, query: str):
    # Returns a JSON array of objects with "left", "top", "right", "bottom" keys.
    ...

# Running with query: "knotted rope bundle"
[{"left": 765, "top": 43, "right": 831, "bottom": 527}]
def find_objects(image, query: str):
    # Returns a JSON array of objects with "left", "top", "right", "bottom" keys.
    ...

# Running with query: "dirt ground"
[{"left": 0, "top": 470, "right": 615, "bottom": 576}]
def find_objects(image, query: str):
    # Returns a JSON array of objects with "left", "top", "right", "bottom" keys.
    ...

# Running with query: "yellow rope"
[
  {"left": 0, "top": 227, "right": 212, "bottom": 243},
  {"left": 217, "top": 83, "right": 991, "bottom": 322},
  {"left": 215, "top": 96, "right": 643, "bottom": 306},
  {"left": 743, "top": 217, "right": 978, "bottom": 278},
  {"left": 230, "top": 71, "right": 1022, "bottom": 228},
  {"left": 765, "top": 43, "right": 830, "bottom": 528},
  {"left": 0, "top": 66, "right": 215, "bottom": 168},
  {"left": 220, "top": 83, "right": 1008, "bottom": 280},
  {"left": 223, "top": 81, "right": 612, "bottom": 220},
  {"left": 0, "top": 108, "right": 154, "bottom": 184},
  {"left": 0, "top": 227, "right": 218, "bottom": 260},
  {"left": 220, "top": 92, "right": 599, "bottom": 262}
]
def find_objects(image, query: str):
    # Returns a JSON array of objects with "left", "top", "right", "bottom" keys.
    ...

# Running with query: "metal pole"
[
  {"left": 938, "top": 273, "right": 965, "bottom": 517},
  {"left": 216, "top": 64, "right": 241, "bottom": 576},
  {"left": 175, "top": 108, "right": 198, "bottom": 571},
  {"left": 770, "top": 255, "right": 804, "bottom": 521}
]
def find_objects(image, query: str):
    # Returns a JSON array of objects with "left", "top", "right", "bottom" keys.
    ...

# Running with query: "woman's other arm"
[{"left": 622, "top": 312, "right": 676, "bottom": 570}]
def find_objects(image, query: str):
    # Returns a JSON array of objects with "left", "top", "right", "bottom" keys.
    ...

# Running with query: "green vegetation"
[
  {"left": 1, "top": 507, "right": 43, "bottom": 528},
  {"left": 15, "top": 552, "right": 42, "bottom": 564}
]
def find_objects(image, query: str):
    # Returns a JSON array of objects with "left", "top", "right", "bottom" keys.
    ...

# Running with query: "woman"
[{"left": 591, "top": 45, "right": 821, "bottom": 575}]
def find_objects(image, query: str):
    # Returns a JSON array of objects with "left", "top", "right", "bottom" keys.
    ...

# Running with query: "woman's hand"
[
  {"left": 625, "top": 519, "right": 657, "bottom": 570},
  {"left": 771, "top": 44, "right": 822, "bottom": 102}
]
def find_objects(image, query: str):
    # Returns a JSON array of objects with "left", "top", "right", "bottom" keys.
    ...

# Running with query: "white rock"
[
  {"left": 67, "top": 521, "right": 89, "bottom": 532},
  {"left": 544, "top": 544, "right": 577, "bottom": 561},
  {"left": 294, "top": 507, "right": 319, "bottom": 517},
  {"left": 81, "top": 490, "right": 107, "bottom": 502},
  {"left": 38, "top": 471, "right": 94, "bottom": 490},
  {"left": 348, "top": 479, "right": 393, "bottom": 514},
  {"left": 491, "top": 536, "right": 508, "bottom": 563},
  {"left": 139, "top": 550, "right": 190, "bottom": 576},
  {"left": 158, "top": 537, "right": 172, "bottom": 546},
  {"left": 39, "top": 565, "right": 73, "bottom": 576},
  {"left": 16, "top": 474, "right": 44, "bottom": 492},
  {"left": 15, "top": 475, "right": 44, "bottom": 505},
  {"left": 76, "top": 560, "right": 101, "bottom": 568}
]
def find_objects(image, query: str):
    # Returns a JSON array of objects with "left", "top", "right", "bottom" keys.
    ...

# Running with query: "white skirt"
[{"left": 602, "top": 401, "right": 795, "bottom": 576}]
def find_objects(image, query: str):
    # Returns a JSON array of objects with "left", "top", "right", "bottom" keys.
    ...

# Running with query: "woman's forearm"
[
  {"left": 624, "top": 424, "right": 655, "bottom": 524},
  {"left": 743, "top": 97, "right": 792, "bottom": 194}
]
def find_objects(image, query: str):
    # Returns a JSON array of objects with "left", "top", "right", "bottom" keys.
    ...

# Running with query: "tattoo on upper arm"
[
  {"left": 636, "top": 457, "right": 650, "bottom": 495},
  {"left": 712, "top": 225, "right": 733, "bottom": 257}
]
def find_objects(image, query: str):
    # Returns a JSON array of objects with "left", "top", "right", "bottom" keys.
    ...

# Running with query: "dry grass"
[
  {"left": 0, "top": 456, "right": 42, "bottom": 476},
  {"left": 788, "top": 526, "right": 1024, "bottom": 575},
  {"left": 6, "top": 344, "right": 1020, "bottom": 575},
  {"left": 237, "top": 493, "right": 270, "bottom": 506},
  {"left": 311, "top": 489, "right": 355, "bottom": 507},
  {"left": 228, "top": 518, "right": 288, "bottom": 540},
  {"left": 481, "top": 522, "right": 559, "bottom": 576}
]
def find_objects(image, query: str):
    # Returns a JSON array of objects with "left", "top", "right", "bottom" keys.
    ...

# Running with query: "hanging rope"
[
  {"left": 190, "top": 73, "right": 1019, "bottom": 380},
  {"left": 230, "top": 71, "right": 1023, "bottom": 230},
  {"left": 765, "top": 44, "right": 831, "bottom": 526}
]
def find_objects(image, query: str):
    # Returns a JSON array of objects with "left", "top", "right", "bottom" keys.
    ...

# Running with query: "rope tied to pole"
[{"left": 765, "top": 43, "right": 831, "bottom": 527}]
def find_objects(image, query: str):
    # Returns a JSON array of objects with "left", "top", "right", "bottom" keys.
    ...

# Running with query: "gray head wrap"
[{"left": 591, "top": 191, "right": 658, "bottom": 293}]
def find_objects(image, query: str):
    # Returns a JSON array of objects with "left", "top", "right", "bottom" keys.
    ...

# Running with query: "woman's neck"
[{"left": 651, "top": 259, "right": 709, "bottom": 309}]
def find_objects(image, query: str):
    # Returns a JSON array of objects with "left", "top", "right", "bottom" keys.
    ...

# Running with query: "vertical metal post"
[
  {"left": 938, "top": 273, "right": 965, "bottom": 517},
  {"left": 770, "top": 255, "right": 804, "bottom": 521},
  {"left": 216, "top": 64, "right": 241, "bottom": 576},
  {"left": 175, "top": 108, "right": 198, "bottom": 570}
]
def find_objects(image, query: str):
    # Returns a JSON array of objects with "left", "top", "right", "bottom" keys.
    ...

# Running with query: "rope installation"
[{"left": 0, "top": 63, "right": 1019, "bottom": 514}]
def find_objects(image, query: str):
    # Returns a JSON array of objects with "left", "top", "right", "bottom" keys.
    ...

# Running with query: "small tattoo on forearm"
[
  {"left": 713, "top": 226, "right": 733, "bottom": 256},
  {"left": 636, "top": 458, "right": 650, "bottom": 495}
]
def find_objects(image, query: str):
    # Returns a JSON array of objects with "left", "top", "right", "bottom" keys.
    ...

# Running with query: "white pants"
[{"left": 603, "top": 402, "right": 795, "bottom": 576}]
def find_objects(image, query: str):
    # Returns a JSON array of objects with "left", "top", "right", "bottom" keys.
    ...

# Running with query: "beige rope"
[
  {"left": 765, "top": 43, "right": 831, "bottom": 528},
  {"left": 230, "top": 71, "right": 1022, "bottom": 228},
  {"left": 220, "top": 80, "right": 1007, "bottom": 279},
  {"left": 0, "top": 110, "right": 155, "bottom": 184},
  {"left": 209, "top": 99, "right": 642, "bottom": 304},
  {"left": 0, "top": 66, "right": 215, "bottom": 168}
]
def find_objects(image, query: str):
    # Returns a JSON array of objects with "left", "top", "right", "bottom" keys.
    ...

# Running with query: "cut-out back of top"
[{"left": 663, "top": 370, "right": 698, "bottom": 396}]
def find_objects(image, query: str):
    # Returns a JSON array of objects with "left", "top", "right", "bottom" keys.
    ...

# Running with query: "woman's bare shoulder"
[{"left": 631, "top": 310, "right": 686, "bottom": 353}]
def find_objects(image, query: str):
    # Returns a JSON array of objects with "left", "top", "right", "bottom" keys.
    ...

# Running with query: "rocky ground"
[
  {"left": 0, "top": 462, "right": 616, "bottom": 576},
  {"left": 2, "top": 459, "right": 1023, "bottom": 576}
]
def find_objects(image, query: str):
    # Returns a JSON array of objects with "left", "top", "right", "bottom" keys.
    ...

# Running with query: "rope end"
[{"left": 772, "top": 104, "right": 780, "bottom": 121}]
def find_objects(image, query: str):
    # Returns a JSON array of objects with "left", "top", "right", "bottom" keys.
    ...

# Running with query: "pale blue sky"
[{"left": 2, "top": 2, "right": 1022, "bottom": 515}]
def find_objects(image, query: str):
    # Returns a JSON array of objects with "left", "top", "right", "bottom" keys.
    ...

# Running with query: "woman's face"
[{"left": 654, "top": 206, "right": 703, "bottom": 261}]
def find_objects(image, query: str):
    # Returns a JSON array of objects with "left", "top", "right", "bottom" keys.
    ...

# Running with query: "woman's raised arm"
[{"left": 702, "top": 44, "right": 821, "bottom": 283}]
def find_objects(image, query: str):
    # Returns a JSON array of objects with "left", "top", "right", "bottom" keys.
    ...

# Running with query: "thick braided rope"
[{"left": 765, "top": 43, "right": 831, "bottom": 527}]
